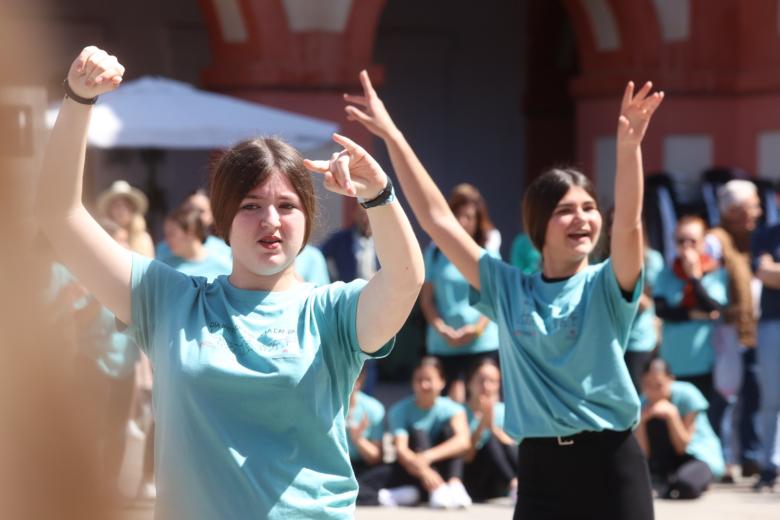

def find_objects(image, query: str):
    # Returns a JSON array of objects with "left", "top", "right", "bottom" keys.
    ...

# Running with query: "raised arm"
[
  {"left": 304, "top": 134, "right": 424, "bottom": 353},
  {"left": 344, "top": 72, "right": 484, "bottom": 289},
  {"left": 612, "top": 82, "right": 664, "bottom": 291},
  {"left": 35, "top": 46, "right": 133, "bottom": 324}
]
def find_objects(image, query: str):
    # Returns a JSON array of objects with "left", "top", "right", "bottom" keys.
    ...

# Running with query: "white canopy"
[{"left": 46, "top": 76, "right": 339, "bottom": 150}]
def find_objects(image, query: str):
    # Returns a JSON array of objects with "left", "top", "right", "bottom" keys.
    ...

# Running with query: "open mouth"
[
  {"left": 258, "top": 236, "right": 282, "bottom": 249},
  {"left": 567, "top": 231, "right": 591, "bottom": 242}
]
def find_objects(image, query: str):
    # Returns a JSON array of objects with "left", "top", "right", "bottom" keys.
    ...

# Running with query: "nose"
[{"left": 259, "top": 205, "right": 280, "bottom": 229}]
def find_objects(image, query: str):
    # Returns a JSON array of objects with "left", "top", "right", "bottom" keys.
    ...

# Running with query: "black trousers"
[
  {"left": 514, "top": 430, "right": 654, "bottom": 520},
  {"left": 355, "top": 425, "right": 464, "bottom": 505},
  {"left": 463, "top": 436, "right": 518, "bottom": 501},
  {"left": 646, "top": 419, "right": 713, "bottom": 499}
]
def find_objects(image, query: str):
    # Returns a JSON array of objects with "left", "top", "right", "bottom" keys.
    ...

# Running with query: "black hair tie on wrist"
[
  {"left": 359, "top": 177, "right": 394, "bottom": 209},
  {"left": 63, "top": 78, "right": 98, "bottom": 105}
]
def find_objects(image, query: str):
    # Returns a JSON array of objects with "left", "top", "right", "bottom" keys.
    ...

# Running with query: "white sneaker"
[
  {"left": 429, "top": 484, "right": 455, "bottom": 509},
  {"left": 377, "top": 488, "right": 397, "bottom": 507},
  {"left": 448, "top": 480, "right": 472, "bottom": 508},
  {"left": 126, "top": 420, "right": 146, "bottom": 440},
  {"left": 137, "top": 482, "right": 157, "bottom": 500}
]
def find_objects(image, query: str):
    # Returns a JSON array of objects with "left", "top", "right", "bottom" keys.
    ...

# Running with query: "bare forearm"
[
  {"left": 664, "top": 414, "right": 691, "bottom": 455},
  {"left": 357, "top": 200, "right": 424, "bottom": 352},
  {"left": 422, "top": 433, "right": 469, "bottom": 464},
  {"left": 354, "top": 438, "right": 382, "bottom": 466},
  {"left": 611, "top": 145, "right": 644, "bottom": 289},
  {"left": 36, "top": 98, "right": 91, "bottom": 218},
  {"left": 759, "top": 262, "right": 780, "bottom": 289}
]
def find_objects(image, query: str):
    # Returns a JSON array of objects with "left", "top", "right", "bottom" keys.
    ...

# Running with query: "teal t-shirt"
[
  {"left": 160, "top": 252, "right": 232, "bottom": 282},
  {"left": 466, "top": 401, "right": 507, "bottom": 449},
  {"left": 644, "top": 382, "right": 725, "bottom": 477},
  {"left": 653, "top": 267, "right": 728, "bottom": 377},
  {"left": 470, "top": 252, "right": 642, "bottom": 441},
  {"left": 126, "top": 254, "right": 393, "bottom": 520},
  {"left": 296, "top": 245, "right": 331, "bottom": 286},
  {"left": 82, "top": 303, "right": 140, "bottom": 379},
  {"left": 347, "top": 391, "right": 385, "bottom": 464},
  {"left": 627, "top": 249, "right": 665, "bottom": 353},
  {"left": 388, "top": 396, "right": 465, "bottom": 441},
  {"left": 156, "top": 235, "right": 232, "bottom": 264},
  {"left": 509, "top": 233, "right": 541, "bottom": 275},
  {"left": 424, "top": 244, "right": 499, "bottom": 356}
]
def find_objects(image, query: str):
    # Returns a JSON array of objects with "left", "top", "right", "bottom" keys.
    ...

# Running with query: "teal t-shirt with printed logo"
[
  {"left": 466, "top": 401, "right": 507, "bottom": 449},
  {"left": 424, "top": 244, "right": 499, "bottom": 356},
  {"left": 347, "top": 391, "right": 385, "bottom": 464},
  {"left": 653, "top": 267, "right": 728, "bottom": 377},
  {"left": 388, "top": 395, "right": 465, "bottom": 440},
  {"left": 470, "top": 252, "right": 642, "bottom": 441},
  {"left": 126, "top": 254, "right": 393, "bottom": 520}
]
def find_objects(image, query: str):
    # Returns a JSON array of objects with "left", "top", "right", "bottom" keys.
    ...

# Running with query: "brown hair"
[
  {"left": 676, "top": 214, "right": 707, "bottom": 233},
  {"left": 522, "top": 167, "right": 598, "bottom": 251},
  {"left": 166, "top": 206, "right": 207, "bottom": 243},
  {"left": 208, "top": 138, "right": 316, "bottom": 249},
  {"left": 448, "top": 183, "right": 493, "bottom": 247}
]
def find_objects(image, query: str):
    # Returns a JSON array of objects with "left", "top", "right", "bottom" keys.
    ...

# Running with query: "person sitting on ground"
[
  {"left": 636, "top": 358, "right": 725, "bottom": 499},
  {"left": 462, "top": 358, "right": 518, "bottom": 503},
  {"left": 377, "top": 356, "right": 471, "bottom": 509},
  {"left": 346, "top": 367, "right": 386, "bottom": 505}
]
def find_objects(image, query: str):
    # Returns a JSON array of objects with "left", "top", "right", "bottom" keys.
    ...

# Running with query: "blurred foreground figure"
[{"left": 0, "top": 4, "right": 111, "bottom": 519}]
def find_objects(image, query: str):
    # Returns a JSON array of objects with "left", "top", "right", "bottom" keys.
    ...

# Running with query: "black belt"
[{"left": 522, "top": 428, "right": 631, "bottom": 447}]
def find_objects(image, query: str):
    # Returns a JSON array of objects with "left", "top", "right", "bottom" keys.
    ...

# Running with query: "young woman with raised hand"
[
  {"left": 35, "top": 46, "right": 424, "bottom": 520},
  {"left": 344, "top": 71, "right": 663, "bottom": 519}
]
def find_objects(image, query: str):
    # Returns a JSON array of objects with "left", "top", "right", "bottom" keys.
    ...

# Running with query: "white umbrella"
[{"left": 46, "top": 76, "right": 339, "bottom": 150}]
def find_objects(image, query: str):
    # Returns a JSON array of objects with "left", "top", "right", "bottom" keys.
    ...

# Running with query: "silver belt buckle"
[{"left": 557, "top": 436, "right": 575, "bottom": 446}]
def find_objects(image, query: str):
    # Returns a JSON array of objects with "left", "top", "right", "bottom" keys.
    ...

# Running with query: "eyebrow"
[{"left": 242, "top": 193, "right": 300, "bottom": 202}]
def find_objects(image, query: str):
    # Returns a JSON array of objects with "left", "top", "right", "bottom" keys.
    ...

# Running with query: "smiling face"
[
  {"left": 467, "top": 362, "right": 501, "bottom": 403},
  {"left": 542, "top": 186, "right": 602, "bottom": 263},
  {"left": 412, "top": 363, "right": 446, "bottom": 408},
  {"left": 107, "top": 196, "right": 135, "bottom": 228},
  {"left": 228, "top": 170, "right": 306, "bottom": 289}
]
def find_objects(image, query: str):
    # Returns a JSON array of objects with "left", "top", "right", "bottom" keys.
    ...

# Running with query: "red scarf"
[{"left": 672, "top": 254, "right": 719, "bottom": 309}]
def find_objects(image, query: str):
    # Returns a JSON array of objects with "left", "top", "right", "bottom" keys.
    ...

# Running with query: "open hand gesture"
[
  {"left": 67, "top": 46, "right": 125, "bottom": 100},
  {"left": 343, "top": 71, "right": 398, "bottom": 139},
  {"left": 304, "top": 133, "right": 388, "bottom": 199},
  {"left": 618, "top": 81, "right": 664, "bottom": 148}
]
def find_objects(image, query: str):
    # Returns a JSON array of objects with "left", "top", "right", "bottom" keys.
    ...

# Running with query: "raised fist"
[{"left": 66, "top": 46, "right": 125, "bottom": 100}]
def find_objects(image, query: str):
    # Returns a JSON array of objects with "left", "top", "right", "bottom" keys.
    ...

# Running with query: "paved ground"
[{"left": 117, "top": 430, "right": 779, "bottom": 519}]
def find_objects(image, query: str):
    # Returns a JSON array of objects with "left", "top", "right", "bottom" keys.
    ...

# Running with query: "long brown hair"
[{"left": 448, "top": 183, "right": 494, "bottom": 247}]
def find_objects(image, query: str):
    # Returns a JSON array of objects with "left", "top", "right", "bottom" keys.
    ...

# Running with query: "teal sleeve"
[
  {"left": 676, "top": 383, "right": 709, "bottom": 415},
  {"left": 468, "top": 250, "right": 501, "bottom": 322},
  {"left": 317, "top": 280, "right": 394, "bottom": 365},
  {"left": 645, "top": 249, "right": 665, "bottom": 288},
  {"left": 598, "top": 260, "right": 643, "bottom": 348},
  {"left": 368, "top": 403, "right": 386, "bottom": 442},
  {"left": 127, "top": 253, "right": 198, "bottom": 355},
  {"left": 388, "top": 401, "right": 408, "bottom": 437}
]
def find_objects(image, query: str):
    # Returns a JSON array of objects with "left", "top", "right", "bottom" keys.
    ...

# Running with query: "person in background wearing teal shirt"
[
  {"left": 296, "top": 244, "right": 331, "bottom": 286},
  {"left": 156, "top": 188, "right": 232, "bottom": 265},
  {"left": 36, "top": 47, "right": 425, "bottom": 520},
  {"left": 653, "top": 215, "right": 728, "bottom": 407},
  {"left": 162, "top": 205, "right": 232, "bottom": 281},
  {"left": 636, "top": 359, "right": 725, "bottom": 499},
  {"left": 344, "top": 70, "right": 662, "bottom": 519},
  {"left": 377, "top": 357, "right": 471, "bottom": 509},
  {"left": 509, "top": 232, "right": 541, "bottom": 275},
  {"left": 346, "top": 368, "right": 386, "bottom": 505},
  {"left": 462, "top": 357, "right": 517, "bottom": 503},
  {"left": 421, "top": 183, "right": 500, "bottom": 403}
]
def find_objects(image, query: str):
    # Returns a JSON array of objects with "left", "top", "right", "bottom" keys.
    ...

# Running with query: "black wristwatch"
[
  {"left": 63, "top": 78, "right": 98, "bottom": 105},
  {"left": 359, "top": 177, "right": 395, "bottom": 209}
]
